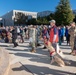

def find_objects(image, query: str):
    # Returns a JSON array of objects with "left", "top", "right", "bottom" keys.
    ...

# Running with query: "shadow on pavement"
[
  {"left": 60, "top": 46, "right": 71, "bottom": 49},
  {"left": 14, "top": 52, "right": 50, "bottom": 64},
  {"left": 6, "top": 47, "right": 76, "bottom": 67},
  {"left": 6, "top": 47, "right": 50, "bottom": 57},
  {"left": 3, "top": 42, "right": 76, "bottom": 70},
  {"left": 12, "top": 64, "right": 32, "bottom": 74},
  {"left": 69, "top": 60, "right": 76, "bottom": 67},
  {"left": 63, "top": 52, "right": 70, "bottom": 55},
  {"left": 12, "top": 64, "right": 73, "bottom": 75},
  {"left": 0, "top": 45, "right": 8, "bottom": 47}
]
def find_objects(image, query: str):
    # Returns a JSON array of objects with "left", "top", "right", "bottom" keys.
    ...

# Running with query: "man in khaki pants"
[
  {"left": 68, "top": 22, "right": 76, "bottom": 54},
  {"left": 29, "top": 25, "right": 37, "bottom": 52}
]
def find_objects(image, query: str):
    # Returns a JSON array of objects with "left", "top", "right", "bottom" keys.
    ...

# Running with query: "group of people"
[
  {"left": 0, "top": 20, "right": 76, "bottom": 67},
  {"left": 29, "top": 20, "right": 76, "bottom": 56},
  {"left": 0, "top": 26, "right": 27, "bottom": 47},
  {"left": 29, "top": 20, "right": 76, "bottom": 68}
]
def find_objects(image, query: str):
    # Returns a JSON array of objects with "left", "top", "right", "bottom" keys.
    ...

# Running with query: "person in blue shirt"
[
  {"left": 65, "top": 26, "right": 70, "bottom": 45},
  {"left": 61, "top": 26, "right": 65, "bottom": 43}
]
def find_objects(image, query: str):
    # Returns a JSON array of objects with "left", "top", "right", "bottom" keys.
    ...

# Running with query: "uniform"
[
  {"left": 29, "top": 27, "right": 37, "bottom": 52},
  {"left": 68, "top": 26, "right": 76, "bottom": 52}
]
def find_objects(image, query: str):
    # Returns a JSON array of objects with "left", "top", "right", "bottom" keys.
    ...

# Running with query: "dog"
[{"left": 45, "top": 39, "right": 65, "bottom": 67}]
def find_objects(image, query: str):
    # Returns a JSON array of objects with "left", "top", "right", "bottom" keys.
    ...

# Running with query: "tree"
[
  {"left": 37, "top": 16, "right": 49, "bottom": 25},
  {"left": 27, "top": 18, "right": 37, "bottom": 25},
  {"left": 14, "top": 12, "right": 28, "bottom": 25},
  {"left": 48, "top": 13, "right": 55, "bottom": 20},
  {"left": 55, "top": 0, "right": 74, "bottom": 25}
]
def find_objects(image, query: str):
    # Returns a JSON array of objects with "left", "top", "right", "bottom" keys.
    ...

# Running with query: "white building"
[
  {"left": 1, "top": 10, "right": 37, "bottom": 26},
  {"left": 0, "top": 18, "right": 5, "bottom": 26},
  {"left": 0, "top": 18, "right": 3, "bottom": 24},
  {"left": 37, "top": 11, "right": 53, "bottom": 17}
]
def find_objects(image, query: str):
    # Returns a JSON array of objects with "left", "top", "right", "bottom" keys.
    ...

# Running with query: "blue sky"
[{"left": 0, "top": 0, "right": 76, "bottom": 16}]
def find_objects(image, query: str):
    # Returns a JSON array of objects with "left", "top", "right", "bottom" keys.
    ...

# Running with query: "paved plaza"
[{"left": 0, "top": 40, "right": 76, "bottom": 75}]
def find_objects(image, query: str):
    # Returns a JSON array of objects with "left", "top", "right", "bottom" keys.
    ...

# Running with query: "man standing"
[
  {"left": 29, "top": 25, "right": 37, "bottom": 52},
  {"left": 49, "top": 20, "right": 59, "bottom": 50},
  {"left": 68, "top": 22, "right": 76, "bottom": 54},
  {"left": 11, "top": 26, "right": 18, "bottom": 47}
]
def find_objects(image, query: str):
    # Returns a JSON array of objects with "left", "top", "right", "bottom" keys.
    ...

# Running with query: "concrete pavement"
[{"left": 0, "top": 40, "right": 76, "bottom": 75}]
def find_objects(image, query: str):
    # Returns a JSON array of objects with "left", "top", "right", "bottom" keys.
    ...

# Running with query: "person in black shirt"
[{"left": 11, "top": 26, "right": 18, "bottom": 47}]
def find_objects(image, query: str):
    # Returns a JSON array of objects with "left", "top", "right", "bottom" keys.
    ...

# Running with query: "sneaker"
[
  {"left": 37, "top": 44, "right": 41, "bottom": 46},
  {"left": 71, "top": 51, "right": 76, "bottom": 56},
  {"left": 69, "top": 52, "right": 73, "bottom": 54},
  {"left": 43, "top": 46, "right": 46, "bottom": 49},
  {"left": 31, "top": 50, "right": 36, "bottom": 53},
  {"left": 13, "top": 46, "right": 17, "bottom": 48}
]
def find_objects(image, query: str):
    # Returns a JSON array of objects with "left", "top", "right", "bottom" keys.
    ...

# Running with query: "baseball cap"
[{"left": 49, "top": 20, "right": 56, "bottom": 23}]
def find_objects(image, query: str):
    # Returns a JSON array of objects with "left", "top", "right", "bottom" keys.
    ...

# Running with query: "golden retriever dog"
[{"left": 45, "top": 39, "right": 65, "bottom": 67}]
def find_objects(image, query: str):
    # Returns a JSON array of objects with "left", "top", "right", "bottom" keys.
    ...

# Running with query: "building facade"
[
  {"left": 0, "top": 18, "right": 5, "bottom": 26},
  {"left": 1, "top": 10, "right": 37, "bottom": 26}
]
